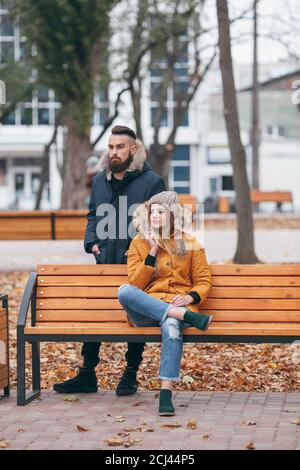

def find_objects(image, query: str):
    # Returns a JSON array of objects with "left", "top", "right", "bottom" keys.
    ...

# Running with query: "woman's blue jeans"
[{"left": 118, "top": 284, "right": 187, "bottom": 381}]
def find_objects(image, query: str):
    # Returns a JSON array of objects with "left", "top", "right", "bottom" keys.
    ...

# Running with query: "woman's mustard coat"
[{"left": 127, "top": 234, "right": 212, "bottom": 313}]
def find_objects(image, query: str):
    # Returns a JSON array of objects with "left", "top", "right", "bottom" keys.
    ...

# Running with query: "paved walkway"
[
  {"left": 0, "top": 229, "right": 300, "bottom": 271},
  {"left": 0, "top": 391, "right": 299, "bottom": 450}
]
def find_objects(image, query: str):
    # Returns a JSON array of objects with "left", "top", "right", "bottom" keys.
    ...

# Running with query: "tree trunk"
[
  {"left": 251, "top": 0, "right": 260, "bottom": 191},
  {"left": 216, "top": 0, "right": 259, "bottom": 264},
  {"left": 60, "top": 114, "right": 92, "bottom": 209},
  {"left": 148, "top": 142, "right": 172, "bottom": 188}
]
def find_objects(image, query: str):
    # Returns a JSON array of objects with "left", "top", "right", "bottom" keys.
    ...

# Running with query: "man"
[{"left": 53, "top": 125, "right": 165, "bottom": 395}]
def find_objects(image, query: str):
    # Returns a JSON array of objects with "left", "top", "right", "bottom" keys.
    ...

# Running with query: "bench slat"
[
  {"left": 209, "top": 287, "right": 300, "bottom": 299},
  {"left": 37, "top": 264, "right": 300, "bottom": 276},
  {"left": 35, "top": 309, "right": 300, "bottom": 322},
  {"left": 37, "top": 287, "right": 119, "bottom": 298},
  {"left": 37, "top": 276, "right": 128, "bottom": 287},
  {"left": 24, "top": 322, "right": 300, "bottom": 336},
  {"left": 36, "top": 310, "right": 127, "bottom": 322},
  {"left": 36, "top": 286, "right": 300, "bottom": 299},
  {"left": 212, "top": 276, "right": 300, "bottom": 287},
  {"left": 37, "top": 265, "right": 128, "bottom": 275}
]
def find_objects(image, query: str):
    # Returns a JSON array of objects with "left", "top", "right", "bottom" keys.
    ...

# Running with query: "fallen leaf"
[
  {"left": 17, "top": 429, "right": 24, "bottom": 433},
  {"left": 202, "top": 434, "right": 211, "bottom": 440},
  {"left": 76, "top": 425, "right": 89, "bottom": 432},
  {"left": 187, "top": 419, "right": 197, "bottom": 430},
  {"left": 160, "top": 423, "right": 182, "bottom": 429},
  {"left": 64, "top": 396, "right": 79, "bottom": 402},
  {"left": 0, "top": 440, "right": 8, "bottom": 449},
  {"left": 246, "top": 442, "right": 256, "bottom": 450},
  {"left": 182, "top": 375, "right": 195, "bottom": 384},
  {"left": 115, "top": 415, "right": 124, "bottom": 419},
  {"left": 105, "top": 438, "right": 124, "bottom": 447},
  {"left": 290, "top": 419, "right": 300, "bottom": 425},
  {"left": 241, "top": 420, "right": 256, "bottom": 426}
]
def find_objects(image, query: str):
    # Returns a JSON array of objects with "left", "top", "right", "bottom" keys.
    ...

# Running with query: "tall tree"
[
  {"left": 251, "top": 0, "right": 260, "bottom": 192},
  {"left": 15, "top": 0, "right": 116, "bottom": 208},
  {"left": 216, "top": 0, "right": 259, "bottom": 264}
]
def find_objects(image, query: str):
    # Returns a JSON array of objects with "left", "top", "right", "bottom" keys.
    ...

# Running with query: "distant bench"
[
  {"left": 218, "top": 191, "right": 294, "bottom": 213},
  {"left": 250, "top": 191, "right": 294, "bottom": 212},
  {"left": 0, "top": 195, "right": 198, "bottom": 240}
]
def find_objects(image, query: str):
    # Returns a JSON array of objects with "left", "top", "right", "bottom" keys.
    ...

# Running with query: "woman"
[{"left": 118, "top": 191, "right": 212, "bottom": 416}]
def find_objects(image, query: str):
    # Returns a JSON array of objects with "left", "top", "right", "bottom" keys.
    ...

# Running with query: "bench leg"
[{"left": 17, "top": 331, "right": 40, "bottom": 406}]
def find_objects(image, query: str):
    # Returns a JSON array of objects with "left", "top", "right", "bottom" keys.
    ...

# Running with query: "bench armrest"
[{"left": 17, "top": 272, "right": 37, "bottom": 328}]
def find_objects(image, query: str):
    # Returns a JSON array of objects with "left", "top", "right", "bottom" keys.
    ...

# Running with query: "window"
[
  {"left": 0, "top": 40, "right": 13, "bottom": 62},
  {"left": 0, "top": 158, "right": 6, "bottom": 185},
  {"left": 20, "top": 106, "right": 32, "bottom": 125},
  {"left": 38, "top": 108, "right": 49, "bottom": 125},
  {"left": 207, "top": 146, "right": 231, "bottom": 164},
  {"left": 222, "top": 175, "right": 234, "bottom": 191},
  {"left": 150, "top": 31, "right": 189, "bottom": 129},
  {"left": 2, "top": 110, "right": 15, "bottom": 124},
  {"left": 266, "top": 124, "right": 286, "bottom": 137},
  {"left": 0, "top": 13, "right": 13, "bottom": 36},
  {"left": 209, "top": 177, "right": 218, "bottom": 194},
  {"left": 169, "top": 145, "right": 190, "bottom": 194}
]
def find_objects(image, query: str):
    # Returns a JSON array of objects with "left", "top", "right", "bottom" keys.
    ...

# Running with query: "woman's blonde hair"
[{"left": 133, "top": 191, "right": 193, "bottom": 256}]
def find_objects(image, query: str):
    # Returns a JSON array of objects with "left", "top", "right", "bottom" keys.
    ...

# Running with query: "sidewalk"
[
  {"left": 1, "top": 229, "right": 300, "bottom": 271},
  {"left": 0, "top": 390, "right": 299, "bottom": 450}
]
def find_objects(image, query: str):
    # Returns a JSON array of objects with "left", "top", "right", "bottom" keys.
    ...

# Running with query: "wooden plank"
[
  {"left": 210, "top": 265, "right": 300, "bottom": 276},
  {"left": 36, "top": 286, "right": 300, "bottom": 299},
  {"left": 36, "top": 298, "right": 122, "bottom": 310},
  {"left": 209, "top": 287, "right": 300, "bottom": 299},
  {"left": 251, "top": 191, "right": 292, "bottom": 203},
  {"left": 37, "top": 265, "right": 128, "bottom": 275},
  {"left": 0, "top": 307, "right": 6, "bottom": 318},
  {"left": 36, "top": 310, "right": 127, "bottom": 322},
  {"left": 37, "top": 264, "right": 300, "bottom": 276},
  {"left": 0, "top": 219, "right": 51, "bottom": 240},
  {"left": 212, "top": 276, "right": 300, "bottom": 287},
  {"left": 36, "top": 287, "right": 119, "bottom": 298},
  {"left": 35, "top": 322, "right": 128, "bottom": 328},
  {"left": 0, "top": 367, "right": 8, "bottom": 383},
  {"left": 0, "top": 378, "right": 8, "bottom": 390},
  {"left": 55, "top": 218, "right": 86, "bottom": 240},
  {"left": 0, "top": 316, "right": 7, "bottom": 329},
  {"left": 24, "top": 322, "right": 300, "bottom": 336},
  {"left": 0, "top": 329, "right": 7, "bottom": 342},
  {"left": 36, "top": 298, "right": 300, "bottom": 310},
  {"left": 201, "top": 299, "right": 300, "bottom": 310},
  {"left": 37, "top": 275, "right": 128, "bottom": 287},
  {"left": 35, "top": 309, "right": 300, "bottom": 323}
]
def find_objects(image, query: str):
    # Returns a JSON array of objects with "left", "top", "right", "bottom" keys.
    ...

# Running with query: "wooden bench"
[
  {"left": 0, "top": 197, "right": 198, "bottom": 240},
  {"left": 250, "top": 191, "right": 294, "bottom": 212},
  {"left": 0, "top": 210, "right": 87, "bottom": 240},
  {"left": 0, "top": 293, "right": 9, "bottom": 398},
  {"left": 17, "top": 264, "right": 300, "bottom": 405}
]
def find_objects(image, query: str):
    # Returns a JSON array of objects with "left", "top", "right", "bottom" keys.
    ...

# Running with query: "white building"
[{"left": 1, "top": 3, "right": 300, "bottom": 212}]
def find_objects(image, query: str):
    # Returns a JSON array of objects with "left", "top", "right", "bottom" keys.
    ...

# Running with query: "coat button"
[{"left": 166, "top": 262, "right": 170, "bottom": 266}]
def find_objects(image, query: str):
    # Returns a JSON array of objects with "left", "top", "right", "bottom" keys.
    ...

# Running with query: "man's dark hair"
[{"left": 111, "top": 125, "right": 136, "bottom": 140}]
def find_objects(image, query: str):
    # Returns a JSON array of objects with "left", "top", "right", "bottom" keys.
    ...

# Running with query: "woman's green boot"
[{"left": 159, "top": 389, "right": 175, "bottom": 416}]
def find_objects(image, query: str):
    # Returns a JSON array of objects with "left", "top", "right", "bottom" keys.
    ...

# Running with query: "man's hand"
[
  {"left": 91, "top": 243, "right": 100, "bottom": 255},
  {"left": 170, "top": 294, "right": 193, "bottom": 307}
]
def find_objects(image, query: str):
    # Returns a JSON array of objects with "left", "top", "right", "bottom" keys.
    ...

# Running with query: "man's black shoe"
[
  {"left": 53, "top": 367, "right": 98, "bottom": 393},
  {"left": 116, "top": 366, "right": 138, "bottom": 396}
]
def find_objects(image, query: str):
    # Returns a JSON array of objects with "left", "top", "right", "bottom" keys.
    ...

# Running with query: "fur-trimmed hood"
[{"left": 95, "top": 139, "right": 147, "bottom": 181}]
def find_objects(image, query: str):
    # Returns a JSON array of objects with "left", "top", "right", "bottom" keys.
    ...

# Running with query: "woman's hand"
[
  {"left": 170, "top": 294, "right": 194, "bottom": 307},
  {"left": 145, "top": 226, "right": 159, "bottom": 255}
]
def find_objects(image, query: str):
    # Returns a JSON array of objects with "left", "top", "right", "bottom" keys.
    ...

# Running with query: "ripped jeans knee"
[{"left": 161, "top": 317, "right": 182, "bottom": 341}]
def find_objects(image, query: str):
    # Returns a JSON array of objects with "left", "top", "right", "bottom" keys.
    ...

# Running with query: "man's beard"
[{"left": 108, "top": 152, "right": 134, "bottom": 173}]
